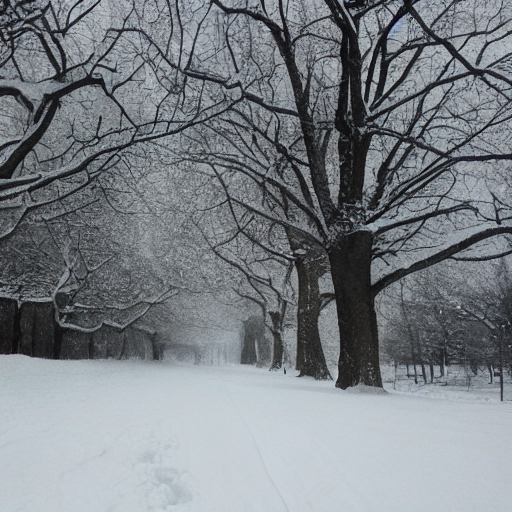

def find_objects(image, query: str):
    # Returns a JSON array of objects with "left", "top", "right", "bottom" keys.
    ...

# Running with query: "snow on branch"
[{"left": 372, "top": 224, "right": 512, "bottom": 296}]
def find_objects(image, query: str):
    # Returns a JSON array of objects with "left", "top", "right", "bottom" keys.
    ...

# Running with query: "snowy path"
[{"left": 1, "top": 356, "right": 511, "bottom": 512}]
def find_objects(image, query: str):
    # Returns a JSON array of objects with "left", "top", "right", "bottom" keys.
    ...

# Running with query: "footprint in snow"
[
  {"left": 147, "top": 466, "right": 193, "bottom": 509},
  {"left": 138, "top": 440, "right": 193, "bottom": 511}
]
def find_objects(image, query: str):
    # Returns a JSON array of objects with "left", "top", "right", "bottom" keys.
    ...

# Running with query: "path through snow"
[{"left": 1, "top": 356, "right": 511, "bottom": 512}]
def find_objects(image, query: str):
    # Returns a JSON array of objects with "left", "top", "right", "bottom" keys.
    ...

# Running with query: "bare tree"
[
  {"left": 194, "top": 192, "right": 296, "bottom": 370},
  {"left": 382, "top": 259, "right": 512, "bottom": 390},
  {"left": 0, "top": 0, "right": 242, "bottom": 353},
  {"left": 0, "top": 0, "right": 232, "bottom": 240},
  {"left": 382, "top": 271, "right": 467, "bottom": 384},
  {"left": 4, "top": 1, "right": 512, "bottom": 388},
  {"left": 156, "top": 0, "right": 512, "bottom": 388},
  {"left": 456, "top": 259, "right": 512, "bottom": 397},
  {"left": 185, "top": 143, "right": 333, "bottom": 377},
  {"left": 287, "top": 229, "right": 332, "bottom": 378}
]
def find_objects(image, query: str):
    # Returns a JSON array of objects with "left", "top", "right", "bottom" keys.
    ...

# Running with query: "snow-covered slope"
[{"left": 1, "top": 356, "right": 510, "bottom": 512}]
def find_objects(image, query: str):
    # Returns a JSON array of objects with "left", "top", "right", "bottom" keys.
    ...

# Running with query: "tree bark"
[
  {"left": 287, "top": 228, "right": 331, "bottom": 380},
  {"left": 151, "top": 334, "right": 161, "bottom": 361},
  {"left": 420, "top": 363, "right": 428, "bottom": 385},
  {"left": 269, "top": 310, "right": 284, "bottom": 371},
  {"left": 242, "top": 316, "right": 269, "bottom": 366},
  {"left": 0, "top": 298, "right": 18, "bottom": 355},
  {"left": 241, "top": 318, "right": 257, "bottom": 365},
  {"left": 295, "top": 256, "right": 332, "bottom": 380},
  {"left": 439, "top": 340, "right": 447, "bottom": 377},
  {"left": 53, "top": 324, "right": 62, "bottom": 360},
  {"left": 328, "top": 231, "right": 382, "bottom": 389},
  {"left": 19, "top": 300, "right": 57, "bottom": 359},
  {"left": 499, "top": 327, "right": 504, "bottom": 402}
]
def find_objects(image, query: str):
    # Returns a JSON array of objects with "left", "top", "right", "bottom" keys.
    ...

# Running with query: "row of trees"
[
  {"left": 173, "top": 0, "right": 512, "bottom": 388},
  {"left": 1, "top": 0, "right": 512, "bottom": 388},
  {"left": 381, "top": 260, "right": 512, "bottom": 384}
]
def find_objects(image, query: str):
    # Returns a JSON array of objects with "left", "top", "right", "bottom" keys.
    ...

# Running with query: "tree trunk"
[
  {"left": 241, "top": 318, "right": 258, "bottom": 365},
  {"left": 429, "top": 363, "right": 434, "bottom": 383},
  {"left": 287, "top": 228, "right": 331, "bottom": 380},
  {"left": 150, "top": 335, "right": 161, "bottom": 361},
  {"left": 410, "top": 341, "right": 424, "bottom": 384},
  {"left": 499, "top": 328, "right": 504, "bottom": 402},
  {"left": 269, "top": 310, "right": 284, "bottom": 371},
  {"left": 19, "top": 300, "right": 57, "bottom": 359},
  {"left": 0, "top": 298, "right": 18, "bottom": 355},
  {"left": 119, "top": 332, "right": 127, "bottom": 360},
  {"left": 295, "top": 257, "right": 332, "bottom": 380},
  {"left": 440, "top": 336, "right": 447, "bottom": 377},
  {"left": 420, "top": 363, "right": 428, "bottom": 385},
  {"left": 242, "top": 316, "right": 270, "bottom": 366},
  {"left": 53, "top": 324, "right": 62, "bottom": 360},
  {"left": 328, "top": 231, "right": 382, "bottom": 389}
]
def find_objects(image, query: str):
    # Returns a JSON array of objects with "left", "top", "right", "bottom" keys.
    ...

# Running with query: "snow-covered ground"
[{"left": 1, "top": 356, "right": 511, "bottom": 512}]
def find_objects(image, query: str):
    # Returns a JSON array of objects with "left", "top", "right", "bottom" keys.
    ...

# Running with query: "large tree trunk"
[
  {"left": 328, "top": 231, "right": 382, "bottom": 389},
  {"left": 295, "top": 256, "right": 332, "bottom": 380},
  {"left": 287, "top": 229, "right": 331, "bottom": 380}
]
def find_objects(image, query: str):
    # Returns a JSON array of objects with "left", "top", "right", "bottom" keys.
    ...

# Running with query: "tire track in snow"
[
  {"left": 222, "top": 379, "right": 291, "bottom": 512},
  {"left": 222, "top": 376, "right": 382, "bottom": 511}
]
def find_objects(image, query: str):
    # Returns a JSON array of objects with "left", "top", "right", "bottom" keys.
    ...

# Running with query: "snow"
[{"left": 1, "top": 355, "right": 511, "bottom": 512}]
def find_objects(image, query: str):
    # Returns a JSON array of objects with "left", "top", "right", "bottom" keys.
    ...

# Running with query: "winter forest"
[{"left": 1, "top": 1, "right": 511, "bottom": 511}]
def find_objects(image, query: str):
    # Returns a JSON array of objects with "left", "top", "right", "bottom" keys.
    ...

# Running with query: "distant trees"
[
  {"left": 382, "top": 275, "right": 468, "bottom": 384},
  {"left": 195, "top": 200, "right": 294, "bottom": 370},
  {"left": 381, "top": 260, "right": 512, "bottom": 384},
  {"left": 190, "top": 159, "right": 332, "bottom": 377},
  {"left": 457, "top": 259, "right": 512, "bottom": 390}
]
